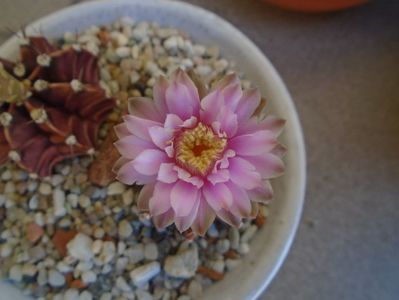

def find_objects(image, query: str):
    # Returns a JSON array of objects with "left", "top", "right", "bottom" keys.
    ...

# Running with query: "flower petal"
[
  {"left": 225, "top": 181, "right": 252, "bottom": 218},
  {"left": 207, "top": 169, "right": 230, "bottom": 185},
  {"left": 133, "top": 149, "right": 168, "bottom": 176},
  {"left": 165, "top": 82, "right": 194, "bottom": 120},
  {"left": 128, "top": 97, "right": 163, "bottom": 122},
  {"left": 200, "top": 90, "right": 224, "bottom": 124},
  {"left": 216, "top": 208, "right": 241, "bottom": 227},
  {"left": 243, "top": 153, "right": 285, "bottom": 179},
  {"left": 261, "top": 116, "right": 286, "bottom": 136},
  {"left": 175, "top": 166, "right": 204, "bottom": 188},
  {"left": 175, "top": 195, "right": 200, "bottom": 233},
  {"left": 191, "top": 198, "right": 216, "bottom": 236},
  {"left": 229, "top": 157, "right": 262, "bottom": 190},
  {"left": 114, "top": 123, "right": 131, "bottom": 139},
  {"left": 172, "top": 69, "right": 200, "bottom": 115},
  {"left": 164, "top": 114, "right": 183, "bottom": 130},
  {"left": 149, "top": 126, "right": 173, "bottom": 149},
  {"left": 248, "top": 180, "right": 274, "bottom": 204},
  {"left": 202, "top": 182, "right": 233, "bottom": 211},
  {"left": 229, "top": 130, "right": 277, "bottom": 156},
  {"left": 235, "top": 88, "right": 261, "bottom": 123},
  {"left": 157, "top": 163, "right": 178, "bottom": 184},
  {"left": 170, "top": 181, "right": 199, "bottom": 217},
  {"left": 149, "top": 182, "right": 173, "bottom": 216},
  {"left": 222, "top": 82, "right": 242, "bottom": 112},
  {"left": 137, "top": 183, "right": 155, "bottom": 211},
  {"left": 123, "top": 115, "right": 162, "bottom": 141},
  {"left": 215, "top": 106, "right": 238, "bottom": 137},
  {"left": 153, "top": 208, "right": 175, "bottom": 229},
  {"left": 114, "top": 135, "right": 155, "bottom": 159},
  {"left": 116, "top": 161, "right": 156, "bottom": 185}
]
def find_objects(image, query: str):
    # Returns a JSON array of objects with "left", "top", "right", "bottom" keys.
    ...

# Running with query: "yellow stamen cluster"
[{"left": 175, "top": 123, "right": 226, "bottom": 176}]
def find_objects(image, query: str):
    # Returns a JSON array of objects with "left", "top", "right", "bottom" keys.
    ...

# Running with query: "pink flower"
[{"left": 114, "top": 69, "right": 285, "bottom": 236}]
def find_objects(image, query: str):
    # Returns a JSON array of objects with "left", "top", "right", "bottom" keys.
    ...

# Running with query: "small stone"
[
  {"left": 49, "top": 269, "right": 66, "bottom": 287},
  {"left": 209, "top": 260, "right": 225, "bottom": 273},
  {"left": 129, "top": 261, "right": 161, "bottom": 287},
  {"left": 177, "top": 296, "right": 190, "bottom": 300},
  {"left": 92, "top": 239, "right": 103, "bottom": 254},
  {"left": 116, "top": 47, "right": 131, "bottom": 58},
  {"left": 9, "top": 264, "right": 22, "bottom": 282},
  {"left": 38, "top": 182, "right": 52, "bottom": 195},
  {"left": 100, "top": 293, "right": 112, "bottom": 300},
  {"left": 116, "top": 256, "right": 129, "bottom": 273},
  {"left": 188, "top": 280, "right": 203, "bottom": 299},
  {"left": 118, "top": 220, "right": 133, "bottom": 238},
  {"left": 240, "top": 225, "right": 257, "bottom": 243},
  {"left": 79, "top": 291, "right": 93, "bottom": 300},
  {"left": 53, "top": 229, "right": 77, "bottom": 256},
  {"left": 65, "top": 289, "right": 80, "bottom": 300},
  {"left": 0, "top": 243, "right": 12, "bottom": 257},
  {"left": 125, "top": 244, "right": 144, "bottom": 264},
  {"left": 81, "top": 270, "right": 97, "bottom": 284},
  {"left": 207, "top": 224, "right": 218, "bottom": 238},
  {"left": 107, "top": 182, "right": 126, "bottom": 195},
  {"left": 56, "top": 261, "right": 72, "bottom": 273},
  {"left": 53, "top": 188, "right": 66, "bottom": 217},
  {"left": 22, "top": 263, "right": 38, "bottom": 277},
  {"left": 1, "top": 170, "right": 12, "bottom": 180},
  {"left": 213, "top": 59, "right": 228, "bottom": 72},
  {"left": 195, "top": 65, "right": 211, "bottom": 77},
  {"left": 122, "top": 189, "right": 134, "bottom": 206},
  {"left": 164, "top": 36, "right": 178, "bottom": 50},
  {"left": 37, "top": 269, "right": 48, "bottom": 286},
  {"left": 117, "top": 241, "right": 126, "bottom": 255},
  {"left": 164, "top": 244, "right": 199, "bottom": 279},
  {"left": 29, "top": 245, "right": 46, "bottom": 262},
  {"left": 78, "top": 195, "right": 91, "bottom": 208},
  {"left": 28, "top": 195, "right": 39, "bottom": 209},
  {"left": 228, "top": 228, "right": 240, "bottom": 250},
  {"left": 216, "top": 239, "right": 230, "bottom": 254},
  {"left": 144, "top": 243, "right": 158, "bottom": 260},
  {"left": 67, "top": 233, "right": 94, "bottom": 261},
  {"left": 26, "top": 222, "right": 44, "bottom": 242},
  {"left": 51, "top": 174, "right": 65, "bottom": 186},
  {"left": 225, "top": 259, "right": 241, "bottom": 271},
  {"left": 4, "top": 181, "right": 15, "bottom": 194},
  {"left": 135, "top": 290, "right": 153, "bottom": 300},
  {"left": 116, "top": 276, "right": 132, "bottom": 292},
  {"left": 93, "top": 227, "right": 105, "bottom": 239},
  {"left": 100, "top": 241, "right": 116, "bottom": 264},
  {"left": 238, "top": 243, "right": 250, "bottom": 255}
]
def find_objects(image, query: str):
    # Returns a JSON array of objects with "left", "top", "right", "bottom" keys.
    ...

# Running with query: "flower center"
[{"left": 175, "top": 123, "right": 227, "bottom": 176}]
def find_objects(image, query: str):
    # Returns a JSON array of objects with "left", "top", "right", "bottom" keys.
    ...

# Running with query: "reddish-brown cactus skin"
[{"left": 0, "top": 36, "right": 115, "bottom": 177}]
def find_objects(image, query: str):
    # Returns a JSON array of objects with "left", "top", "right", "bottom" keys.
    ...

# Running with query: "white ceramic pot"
[{"left": 0, "top": 1, "right": 306, "bottom": 299}]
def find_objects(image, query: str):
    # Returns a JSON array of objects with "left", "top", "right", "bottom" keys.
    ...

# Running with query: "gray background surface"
[{"left": 1, "top": 0, "right": 398, "bottom": 299}]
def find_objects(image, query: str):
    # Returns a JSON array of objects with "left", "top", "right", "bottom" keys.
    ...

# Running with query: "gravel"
[{"left": 0, "top": 17, "right": 267, "bottom": 300}]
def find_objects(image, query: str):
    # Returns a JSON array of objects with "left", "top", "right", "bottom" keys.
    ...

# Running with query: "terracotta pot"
[{"left": 264, "top": 0, "right": 368, "bottom": 12}]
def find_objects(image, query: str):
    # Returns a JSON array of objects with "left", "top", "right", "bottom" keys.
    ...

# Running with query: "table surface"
[{"left": 1, "top": 0, "right": 398, "bottom": 299}]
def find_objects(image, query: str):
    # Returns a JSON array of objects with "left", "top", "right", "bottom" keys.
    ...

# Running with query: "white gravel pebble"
[
  {"left": 64, "top": 289, "right": 80, "bottom": 300},
  {"left": 116, "top": 276, "right": 132, "bottom": 292},
  {"left": 240, "top": 225, "right": 257, "bottom": 243},
  {"left": 67, "top": 233, "right": 94, "bottom": 261},
  {"left": 164, "top": 244, "right": 198, "bottom": 279},
  {"left": 125, "top": 244, "right": 144, "bottom": 264},
  {"left": 100, "top": 241, "right": 116, "bottom": 264},
  {"left": 107, "top": 181, "right": 126, "bottom": 195},
  {"left": 116, "top": 47, "right": 131, "bottom": 58},
  {"left": 28, "top": 195, "right": 39, "bottom": 209},
  {"left": 79, "top": 291, "right": 93, "bottom": 300},
  {"left": 9, "top": 264, "right": 22, "bottom": 282},
  {"left": 99, "top": 293, "right": 112, "bottom": 300},
  {"left": 135, "top": 290, "right": 153, "bottom": 300},
  {"left": 0, "top": 243, "right": 12, "bottom": 257},
  {"left": 118, "top": 220, "right": 133, "bottom": 238},
  {"left": 53, "top": 188, "right": 66, "bottom": 217},
  {"left": 144, "top": 243, "right": 158, "bottom": 260},
  {"left": 177, "top": 296, "right": 191, "bottom": 300},
  {"left": 22, "top": 264, "right": 38, "bottom": 277},
  {"left": 122, "top": 189, "right": 134, "bottom": 206},
  {"left": 129, "top": 261, "right": 161, "bottom": 287},
  {"left": 216, "top": 239, "right": 230, "bottom": 254},
  {"left": 48, "top": 269, "right": 66, "bottom": 287},
  {"left": 92, "top": 239, "right": 103, "bottom": 254},
  {"left": 238, "top": 243, "right": 250, "bottom": 255},
  {"left": 78, "top": 194, "right": 91, "bottom": 208},
  {"left": 38, "top": 182, "right": 52, "bottom": 195},
  {"left": 81, "top": 270, "right": 97, "bottom": 284},
  {"left": 228, "top": 228, "right": 240, "bottom": 250}
]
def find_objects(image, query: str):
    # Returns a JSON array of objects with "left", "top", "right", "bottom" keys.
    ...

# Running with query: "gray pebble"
[
  {"left": 79, "top": 291, "right": 93, "bottom": 300},
  {"left": 216, "top": 239, "right": 230, "bottom": 254},
  {"left": 130, "top": 261, "right": 161, "bottom": 287},
  {"left": 65, "top": 289, "right": 80, "bottom": 300},
  {"left": 38, "top": 182, "right": 52, "bottom": 195},
  {"left": 164, "top": 244, "right": 198, "bottom": 279},
  {"left": 125, "top": 244, "right": 144, "bottom": 264},
  {"left": 144, "top": 243, "right": 158, "bottom": 260},
  {"left": 48, "top": 269, "right": 66, "bottom": 287},
  {"left": 240, "top": 225, "right": 257, "bottom": 243},
  {"left": 9, "top": 264, "right": 22, "bottom": 282},
  {"left": 135, "top": 289, "right": 153, "bottom": 300},
  {"left": 116, "top": 276, "right": 132, "bottom": 292}
]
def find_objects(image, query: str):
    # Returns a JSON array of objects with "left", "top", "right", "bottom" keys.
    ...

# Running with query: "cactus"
[{"left": 0, "top": 36, "right": 115, "bottom": 177}]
